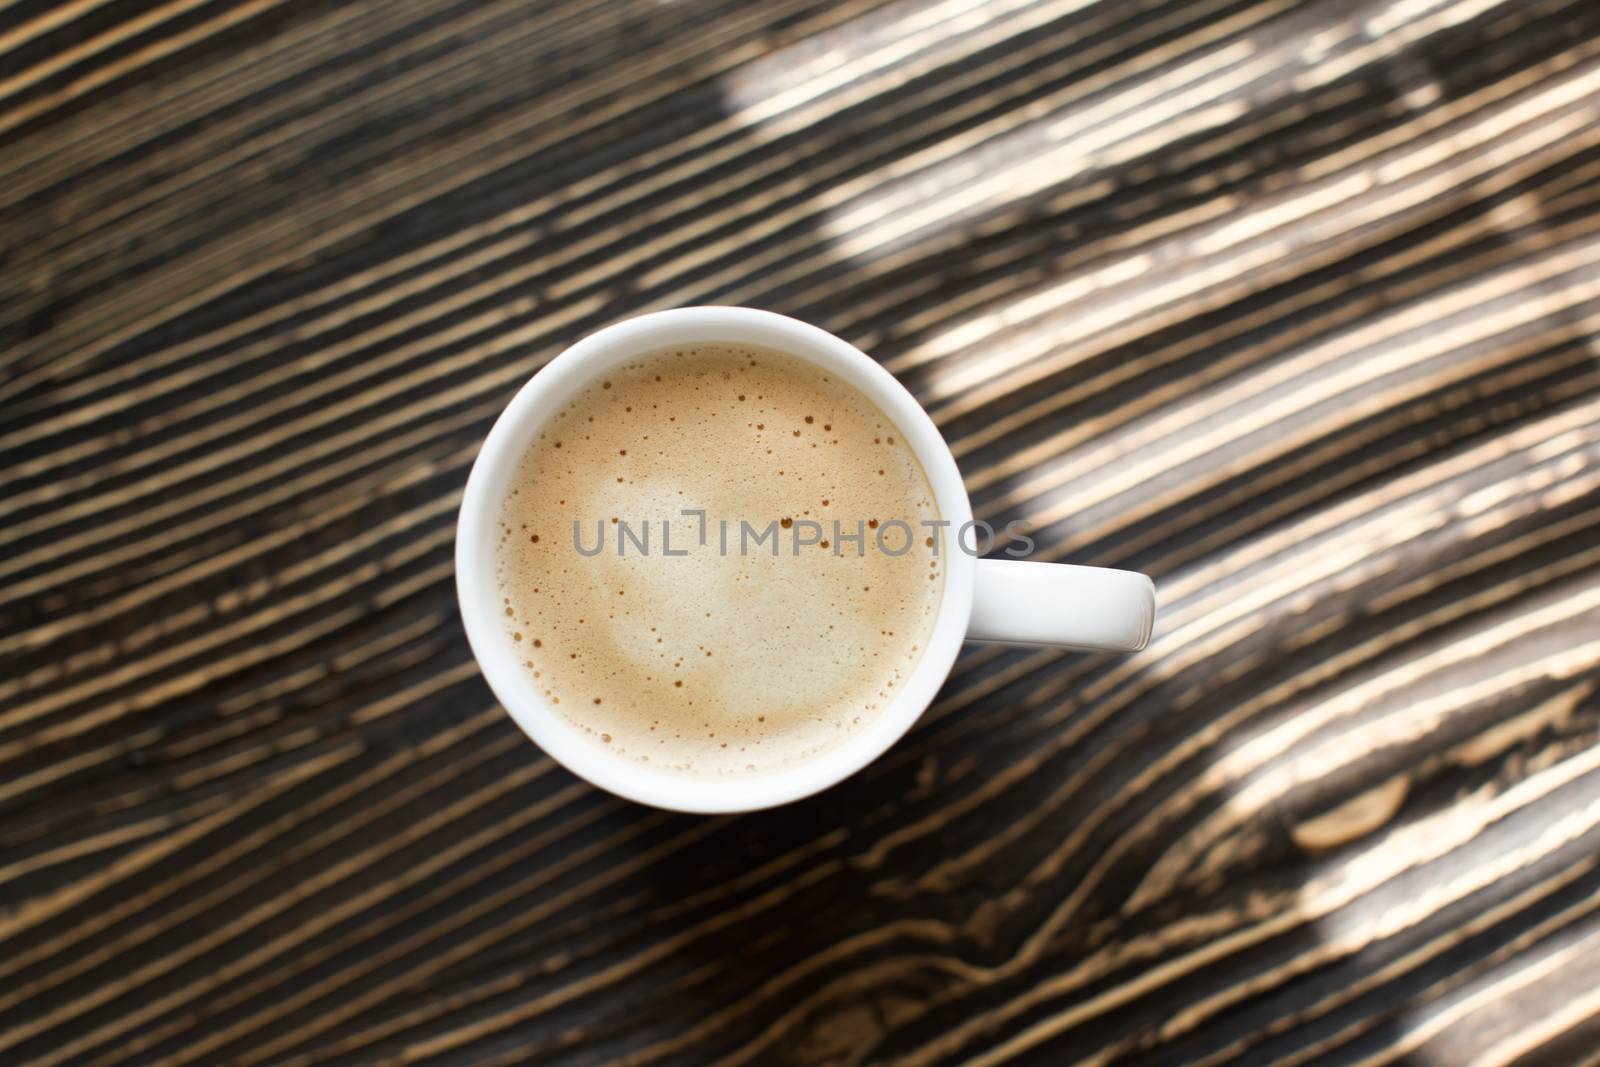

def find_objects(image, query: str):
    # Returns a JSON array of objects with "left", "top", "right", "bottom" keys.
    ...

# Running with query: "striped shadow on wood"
[{"left": 1, "top": 0, "right": 1598, "bottom": 1064}]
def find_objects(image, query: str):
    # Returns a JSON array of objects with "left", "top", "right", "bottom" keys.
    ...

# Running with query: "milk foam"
[{"left": 495, "top": 344, "right": 943, "bottom": 778}]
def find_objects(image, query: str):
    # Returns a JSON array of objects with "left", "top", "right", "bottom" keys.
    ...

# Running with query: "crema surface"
[{"left": 496, "top": 344, "right": 944, "bottom": 777}]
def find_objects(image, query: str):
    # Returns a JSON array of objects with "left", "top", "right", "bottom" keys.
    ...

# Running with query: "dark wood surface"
[{"left": 4, "top": 1, "right": 1600, "bottom": 1064}]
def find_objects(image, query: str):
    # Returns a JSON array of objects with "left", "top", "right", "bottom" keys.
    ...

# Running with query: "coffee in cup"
[
  {"left": 457, "top": 307, "right": 1154, "bottom": 812},
  {"left": 495, "top": 343, "right": 943, "bottom": 777}
]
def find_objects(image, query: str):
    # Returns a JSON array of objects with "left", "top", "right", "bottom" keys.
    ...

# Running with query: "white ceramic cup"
[{"left": 456, "top": 307, "right": 1155, "bottom": 812}]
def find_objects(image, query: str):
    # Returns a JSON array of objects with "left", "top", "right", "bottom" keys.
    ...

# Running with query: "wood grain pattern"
[{"left": 2, "top": 0, "right": 1598, "bottom": 1063}]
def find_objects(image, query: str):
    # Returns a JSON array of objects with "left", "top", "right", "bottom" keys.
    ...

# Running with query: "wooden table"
[{"left": 4, "top": 1, "right": 1599, "bottom": 1064}]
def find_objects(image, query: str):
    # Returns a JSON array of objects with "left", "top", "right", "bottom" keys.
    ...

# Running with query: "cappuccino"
[{"left": 495, "top": 343, "right": 943, "bottom": 777}]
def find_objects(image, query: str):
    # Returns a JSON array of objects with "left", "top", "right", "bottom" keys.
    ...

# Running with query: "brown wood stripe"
[
  {"left": 3, "top": 56, "right": 1587, "bottom": 534},
  {"left": 0, "top": 0, "right": 1226, "bottom": 443},
  {"left": 0, "top": 0, "right": 1465, "bottom": 419},
  {"left": 6, "top": 382, "right": 1587, "bottom": 825},
  {"left": 0, "top": 0, "right": 876, "bottom": 398},
  {"left": 5, "top": 0, "right": 1600, "bottom": 1064},
  {"left": 874, "top": 567, "right": 1600, "bottom": 956},
  {"left": 0, "top": 0, "right": 290, "bottom": 131},
  {"left": 1185, "top": 852, "right": 1600, "bottom": 1067},
  {"left": 6, "top": 356, "right": 1593, "bottom": 1049},
  {"left": 31, "top": 441, "right": 1593, "bottom": 1062},
  {"left": 900, "top": 753, "right": 1600, "bottom": 1067},
  {"left": 0, "top": 70, "right": 1587, "bottom": 617},
  {"left": 0, "top": 708, "right": 511, "bottom": 1004}
]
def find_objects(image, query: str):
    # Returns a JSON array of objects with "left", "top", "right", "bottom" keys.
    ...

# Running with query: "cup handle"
[{"left": 967, "top": 558, "right": 1156, "bottom": 652}]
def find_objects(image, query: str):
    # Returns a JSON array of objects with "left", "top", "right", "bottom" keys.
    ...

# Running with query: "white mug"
[{"left": 456, "top": 307, "right": 1155, "bottom": 812}]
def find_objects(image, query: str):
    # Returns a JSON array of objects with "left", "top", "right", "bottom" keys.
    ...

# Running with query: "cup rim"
[{"left": 455, "top": 307, "right": 974, "bottom": 812}]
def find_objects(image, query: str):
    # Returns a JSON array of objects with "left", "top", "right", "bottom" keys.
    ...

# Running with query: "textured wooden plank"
[{"left": 2, "top": 0, "right": 1599, "bottom": 1064}]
